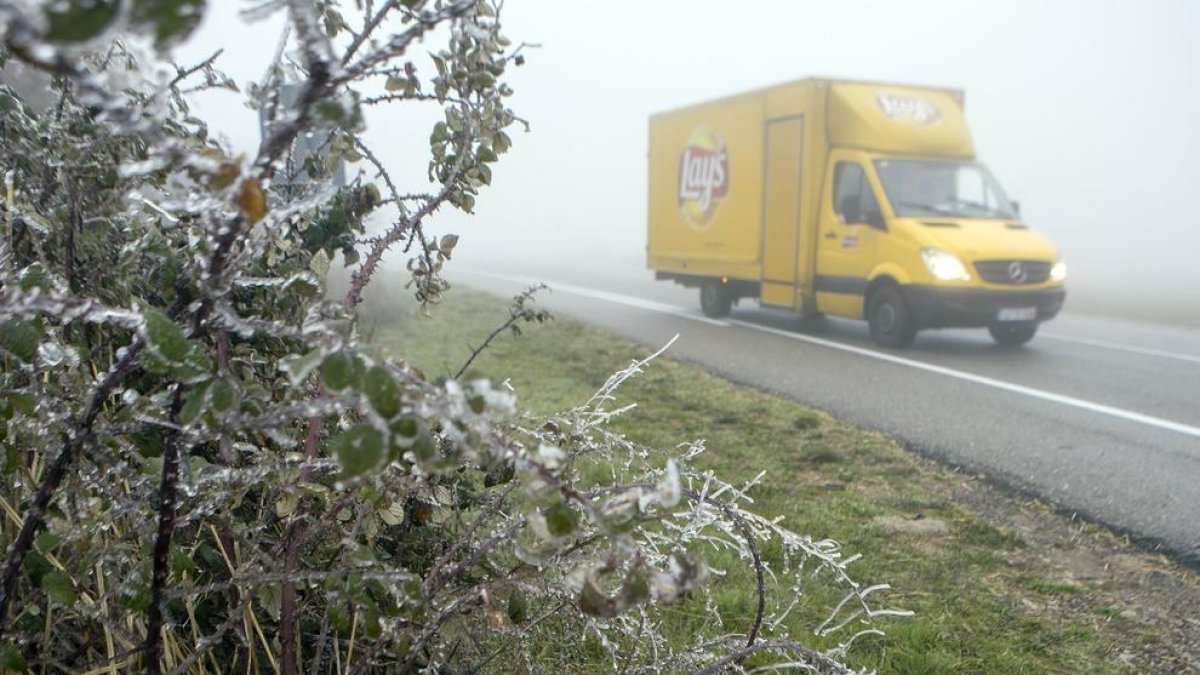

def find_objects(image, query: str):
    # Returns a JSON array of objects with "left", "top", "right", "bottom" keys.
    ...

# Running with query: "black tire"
[
  {"left": 867, "top": 285, "right": 917, "bottom": 348},
  {"left": 989, "top": 321, "right": 1038, "bottom": 347},
  {"left": 699, "top": 280, "right": 732, "bottom": 318}
]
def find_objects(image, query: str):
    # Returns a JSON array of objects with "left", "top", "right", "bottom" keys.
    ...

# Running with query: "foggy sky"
[{"left": 178, "top": 1, "right": 1200, "bottom": 315}]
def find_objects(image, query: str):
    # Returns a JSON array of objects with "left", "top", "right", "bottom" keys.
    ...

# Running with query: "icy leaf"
[
  {"left": 209, "top": 161, "right": 240, "bottom": 190},
  {"left": 333, "top": 424, "right": 386, "bottom": 479},
  {"left": 179, "top": 382, "right": 209, "bottom": 425},
  {"left": 0, "top": 319, "right": 42, "bottom": 363},
  {"left": 391, "top": 415, "right": 419, "bottom": 440},
  {"left": 544, "top": 501, "right": 578, "bottom": 538},
  {"left": 320, "top": 353, "right": 356, "bottom": 391},
  {"left": 507, "top": 588, "right": 528, "bottom": 624},
  {"left": 620, "top": 571, "right": 650, "bottom": 607},
  {"left": 236, "top": 179, "right": 267, "bottom": 224},
  {"left": 579, "top": 577, "right": 616, "bottom": 618},
  {"left": 19, "top": 264, "right": 49, "bottom": 292},
  {"left": 493, "top": 131, "right": 512, "bottom": 154},
  {"left": 378, "top": 501, "right": 405, "bottom": 526},
  {"left": 131, "top": 0, "right": 206, "bottom": 48},
  {"left": 209, "top": 377, "right": 238, "bottom": 414},
  {"left": 143, "top": 307, "right": 189, "bottom": 364},
  {"left": 285, "top": 273, "right": 321, "bottom": 298},
  {"left": 41, "top": 571, "right": 77, "bottom": 606},
  {"left": 275, "top": 492, "right": 299, "bottom": 518},
  {"left": 385, "top": 76, "right": 406, "bottom": 92},
  {"left": 281, "top": 349, "right": 324, "bottom": 386},
  {"left": 309, "top": 249, "right": 331, "bottom": 280},
  {"left": 411, "top": 432, "right": 436, "bottom": 462},
  {"left": 364, "top": 365, "right": 400, "bottom": 419},
  {"left": 44, "top": 0, "right": 119, "bottom": 43}
]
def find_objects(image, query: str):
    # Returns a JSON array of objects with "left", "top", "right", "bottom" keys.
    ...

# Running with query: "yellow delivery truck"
[{"left": 647, "top": 78, "right": 1066, "bottom": 347}]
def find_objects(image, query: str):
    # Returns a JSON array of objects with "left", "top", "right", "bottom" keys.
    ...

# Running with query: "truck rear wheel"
[
  {"left": 700, "top": 280, "right": 732, "bottom": 318},
  {"left": 867, "top": 285, "right": 917, "bottom": 348},
  {"left": 989, "top": 321, "right": 1038, "bottom": 347}
]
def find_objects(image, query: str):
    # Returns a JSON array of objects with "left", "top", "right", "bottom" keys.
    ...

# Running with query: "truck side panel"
[{"left": 647, "top": 94, "right": 765, "bottom": 278}]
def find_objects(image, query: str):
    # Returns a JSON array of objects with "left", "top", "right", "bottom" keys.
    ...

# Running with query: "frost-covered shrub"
[{"left": 0, "top": 1, "right": 905, "bottom": 672}]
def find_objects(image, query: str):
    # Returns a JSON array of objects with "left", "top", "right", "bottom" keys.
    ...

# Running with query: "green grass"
[{"left": 370, "top": 287, "right": 1137, "bottom": 674}]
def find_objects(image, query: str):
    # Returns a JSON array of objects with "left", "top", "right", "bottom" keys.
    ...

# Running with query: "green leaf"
[
  {"left": 41, "top": 570, "right": 77, "bottom": 606},
  {"left": 411, "top": 432, "right": 436, "bottom": 462},
  {"left": 131, "top": 0, "right": 206, "bottom": 47},
  {"left": 7, "top": 394, "right": 34, "bottom": 416},
  {"left": 468, "top": 394, "right": 486, "bottom": 415},
  {"left": 620, "top": 571, "right": 650, "bottom": 607},
  {"left": 545, "top": 501, "right": 578, "bottom": 538},
  {"left": 391, "top": 415, "right": 419, "bottom": 439},
  {"left": 364, "top": 365, "right": 400, "bottom": 419},
  {"left": 44, "top": 0, "right": 119, "bottom": 43},
  {"left": 332, "top": 424, "right": 386, "bottom": 479},
  {"left": 320, "top": 353, "right": 356, "bottom": 391},
  {"left": 170, "top": 349, "right": 213, "bottom": 384},
  {"left": 507, "top": 588, "right": 528, "bottom": 624},
  {"left": 493, "top": 131, "right": 512, "bottom": 154},
  {"left": 209, "top": 377, "right": 238, "bottom": 414},
  {"left": 171, "top": 550, "right": 197, "bottom": 580},
  {"left": 0, "top": 644, "right": 26, "bottom": 671},
  {"left": 19, "top": 264, "right": 48, "bottom": 292},
  {"left": 0, "top": 319, "right": 42, "bottom": 363},
  {"left": 281, "top": 349, "right": 324, "bottom": 386},
  {"left": 143, "top": 307, "right": 189, "bottom": 364},
  {"left": 35, "top": 532, "right": 60, "bottom": 552},
  {"left": 179, "top": 381, "right": 211, "bottom": 425}
]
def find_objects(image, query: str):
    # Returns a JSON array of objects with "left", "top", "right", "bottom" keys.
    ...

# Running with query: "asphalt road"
[{"left": 455, "top": 260, "right": 1200, "bottom": 566}]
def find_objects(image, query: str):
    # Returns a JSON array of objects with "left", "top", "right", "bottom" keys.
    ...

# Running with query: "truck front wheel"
[
  {"left": 700, "top": 280, "right": 732, "bottom": 318},
  {"left": 989, "top": 321, "right": 1038, "bottom": 347},
  {"left": 867, "top": 285, "right": 917, "bottom": 348}
]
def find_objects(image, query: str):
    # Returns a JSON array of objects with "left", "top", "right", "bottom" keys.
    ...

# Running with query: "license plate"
[{"left": 997, "top": 307, "right": 1037, "bottom": 321}]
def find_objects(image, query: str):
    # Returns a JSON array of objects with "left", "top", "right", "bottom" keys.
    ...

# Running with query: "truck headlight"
[
  {"left": 921, "top": 248, "right": 971, "bottom": 281},
  {"left": 1050, "top": 261, "right": 1067, "bottom": 282}
]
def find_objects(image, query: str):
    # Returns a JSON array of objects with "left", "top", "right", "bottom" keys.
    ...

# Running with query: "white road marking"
[
  {"left": 472, "top": 273, "right": 732, "bottom": 327},
  {"left": 1039, "top": 331, "right": 1200, "bottom": 366},
  {"left": 471, "top": 272, "right": 1200, "bottom": 441},
  {"left": 730, "top": 319, "right": 1200, "bottom": 440}
]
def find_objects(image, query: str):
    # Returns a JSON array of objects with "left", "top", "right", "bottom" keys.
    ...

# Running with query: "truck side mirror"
[
  {"left": 838, "top": 195, "right": 861, "bottom": 224},
  {"left": 865, "top": 209, "right": 886, "bottom": 230},
  {"left": 1011, "top": 199, "right": 1021, "bottom": 216}
]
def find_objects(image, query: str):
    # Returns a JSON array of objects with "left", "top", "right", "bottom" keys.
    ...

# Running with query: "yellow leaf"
[
  {"left": 236, "top": 179, "right": 267, "bottom": 223},
  {"left": 210, "top": 161, "right": 241, "bottom": 190}
]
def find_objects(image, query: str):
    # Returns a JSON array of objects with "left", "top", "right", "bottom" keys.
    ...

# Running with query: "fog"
[{"left": 178, "top": 1, "right": 1200, "bottom": 323}]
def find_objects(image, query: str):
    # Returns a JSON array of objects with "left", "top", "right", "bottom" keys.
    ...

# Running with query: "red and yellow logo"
[{"left": 678, "top": 126, "right": 729, "bottom": 228}]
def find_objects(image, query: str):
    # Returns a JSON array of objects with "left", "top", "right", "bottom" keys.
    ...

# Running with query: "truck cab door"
[{"left": 816, "top": 154, "right": 886, "bottom": 318}]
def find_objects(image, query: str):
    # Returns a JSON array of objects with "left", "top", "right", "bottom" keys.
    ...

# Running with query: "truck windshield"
[{"left": 874, "top": 159, "right": 1017, "bottom": 219}]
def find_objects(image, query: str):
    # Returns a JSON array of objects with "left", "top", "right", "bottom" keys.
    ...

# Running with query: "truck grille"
[{"left": 974, "top": 260, "right": 1051, "bottom": 285}]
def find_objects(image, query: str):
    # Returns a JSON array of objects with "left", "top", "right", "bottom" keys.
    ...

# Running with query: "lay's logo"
[
  {"left": 678, "top": 127, "right": 729, "bottom": 228},
  {"left": 875, "top": 92, "right": 942, "bottom": 125}
]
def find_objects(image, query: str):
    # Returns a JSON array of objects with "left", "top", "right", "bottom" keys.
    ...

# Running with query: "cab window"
[{"left": 833, "top": 162, "right": 884, "bottom": 229}]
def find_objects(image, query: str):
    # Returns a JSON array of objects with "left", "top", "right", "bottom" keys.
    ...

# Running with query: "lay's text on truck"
[{"left": 647, "top": 78, "right": 1066, "bottom": 347}]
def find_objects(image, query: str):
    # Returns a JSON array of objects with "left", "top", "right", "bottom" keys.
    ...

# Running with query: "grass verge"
[{"left": 369, "top": 286, "right": 1199, "bottom": 674}]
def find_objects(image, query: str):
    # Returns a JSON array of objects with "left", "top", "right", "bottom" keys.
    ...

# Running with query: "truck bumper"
[{"left": 905, "top": 285, "right": 1066, "bottom": 329}]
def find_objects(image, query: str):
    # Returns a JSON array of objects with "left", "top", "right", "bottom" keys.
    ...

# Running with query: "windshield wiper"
[{"left": 897, "top": 200, "right": 955, "bottom": 216}]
